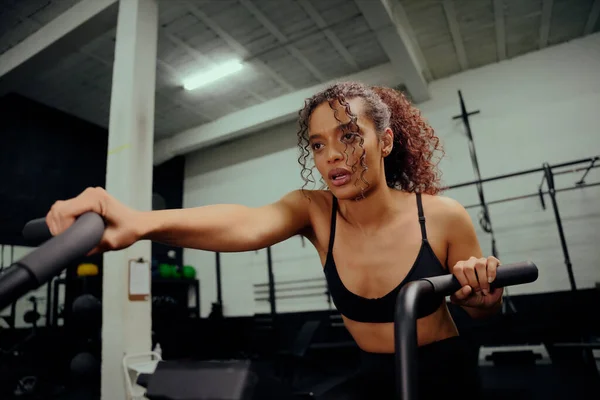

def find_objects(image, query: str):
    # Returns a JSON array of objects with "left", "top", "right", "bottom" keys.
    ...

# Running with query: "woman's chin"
[{"left": 329, "top": 185, "right": 369, "bottom": 200}]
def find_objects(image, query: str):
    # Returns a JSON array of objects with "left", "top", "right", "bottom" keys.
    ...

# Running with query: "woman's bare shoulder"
[
  {"left": 420, "top": 193, "right": 470, "bottom": 224},
  {"left": 286, "top": 189, "right": 333, "bottom": 251},
  {"left": 286, "top": 188, "right": 332, "bottom": 210}
]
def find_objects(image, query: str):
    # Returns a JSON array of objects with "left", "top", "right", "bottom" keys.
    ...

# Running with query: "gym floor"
[{"left": 1, "top": 0, "right": 599, "bottom": 399}]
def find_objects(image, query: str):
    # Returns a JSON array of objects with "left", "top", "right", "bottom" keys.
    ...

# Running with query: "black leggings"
[{"left": 318, "top": 336, "right": 482, "bottom": 400}]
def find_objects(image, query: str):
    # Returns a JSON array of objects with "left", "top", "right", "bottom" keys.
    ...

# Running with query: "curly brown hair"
[{"left": 296, "top": 81, "right": 444, "bottom": 195}]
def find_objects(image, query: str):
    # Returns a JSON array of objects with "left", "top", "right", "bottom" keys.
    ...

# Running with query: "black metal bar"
[
  {"left": 395, "top": 262, "right": 539, "bottom": 400},
  {"left": 193, "top": 280, "right": 200, "bottom": 319},
  {"left": 9, "top": 301, "right": 17, "bottom": 329},
  {"left": 451, "top": 91, "right": 498, "bottom": 258},
  {"left": 534, "top": 161, "right": 598, "bottom": 197},
  {"left": 215, "top": 252, "right": 222, "bottom": 306},
  {"left": 52, "top": 278, "right": 64, "bottom": 327},
  {"left": 394, "top": 280, "right": 432, "bottom": 400},
  {"left": 444, "top": 156, "right": 599, "bottom": 190},
  {"left": 553, "top": 162, "right": 600, "bottom": 177},
  {"left": 266, "top": 246, "right": 276, "bottom": 319},
  {"left": 462, "top": 181, "right": 600, "bottom": 209},
  {"left": 543, "top": 163, "right": 577, "bottom": 291},
  {"left": 453, "top": 91, "right": 488, "bottom": 212},
  {"left": 575, "top": 156, "right": 598, "bottom": 185},
  {"left": 552, "top": 156, "right": 600, "bottom": 170},
  {"left": 46, "top": 277, "right": 53, "bottom": 327},
  {"left": 7, "top": 246, "right": 17, "bottom": 329},
  {"left": 446, "top": 166, "right": 544, "bottom": 190}
]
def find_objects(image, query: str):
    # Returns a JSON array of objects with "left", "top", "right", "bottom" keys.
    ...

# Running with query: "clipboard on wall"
[{"left": 128, "top": 258, "right": 151, "bottom": 301}]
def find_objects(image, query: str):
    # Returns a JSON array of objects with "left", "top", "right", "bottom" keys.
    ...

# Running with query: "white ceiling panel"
[
  {"left": 310, "top": 0, "right": 361, "bottom": 26},
  {"left": 0, "top": 0, "right": 81, "bottom": 54},
  {"left": 506, "top": 10, "right": 541, "bottom": 58},
  {"left": 454, "top": 0, "right": 496, "bottom": 33},
  {"left": 158, "top": 1, "right": 188, "bottom": 26},
  {"left": 289, "top": 30, "right": 354, "bottom": 80},
  {"left": 242, "top": 74, "right": 289, "bottom": 99},
  {"left": 452, "top": 0, "right": 498, "bottom": 69},
  {"left": 463, "top": 26, "right": 498, "bottom": 69},
  {"left": 250, "top": 0, "right": 314, "bottom": 41},
  {"left": 401, "top": 0, "right": 463, "bottom": 79},
  {"left": 198, "top": 4, "right": 270, "bottom": 54},
  {"left": 256, "top": 46, "right": 320, "bottom": 88},
  {"left": 505, "top": 0, "right": 543, "bottom": 18},
  {"left": 329, "top": 15, "right": 388, "bottom": 70},
  {"left": 549, "top": 0, "right": 594, "bottom": 45}
]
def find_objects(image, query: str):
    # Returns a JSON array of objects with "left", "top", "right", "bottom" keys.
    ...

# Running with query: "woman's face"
[{"left": 308, "top": 98, "right": 393, "bottom": 199}]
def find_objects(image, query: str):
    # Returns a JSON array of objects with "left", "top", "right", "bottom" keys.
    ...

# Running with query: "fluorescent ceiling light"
[{"left": 182, "top": 60, "right": 244, "bottom": 91}]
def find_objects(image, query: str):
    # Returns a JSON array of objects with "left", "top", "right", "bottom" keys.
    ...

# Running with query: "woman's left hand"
[{"left": 450, "top": 256, "right": 503, "bottom": 308}]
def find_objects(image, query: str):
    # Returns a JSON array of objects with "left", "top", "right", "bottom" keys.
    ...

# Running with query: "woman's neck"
[{"left": 337, "top": 184, "right": 411, "bottom": 234}]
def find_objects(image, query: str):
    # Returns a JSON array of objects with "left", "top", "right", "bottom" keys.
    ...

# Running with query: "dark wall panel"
[
  {"left": 0, "top": 94, "right": 108, "bottom": 246},
  {"left": 152, "top": 155, "right": 185, "bottom": 267},
  {"left": 0, "top": 94, "right": 184, "bottom": 267}
]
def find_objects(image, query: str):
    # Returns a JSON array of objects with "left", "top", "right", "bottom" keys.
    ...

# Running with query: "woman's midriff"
[{"left": 342, "top": 304, "right": 459, "bottom": 353}]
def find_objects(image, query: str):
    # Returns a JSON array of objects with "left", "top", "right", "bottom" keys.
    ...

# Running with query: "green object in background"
[
  {"left": 158, "top": 264, "right": 172, "bottom": 278},
  {"left": 158, "top": 264, "right": 195, "bottom": 279},
  {"left": 171, "top": 264, "right": 181, "bottom": 279},
  {"left": 182, "top": 265, "right": 196, "bottom": 279}
]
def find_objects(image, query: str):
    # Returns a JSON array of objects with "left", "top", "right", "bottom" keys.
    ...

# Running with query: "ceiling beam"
[
  {"left": 442, "top": 0, "right": 468, "bottom": 70},
  {"left": 493, "top": 0, "right": 507, "bottom": 61},
  {"left": 184, "top": 2, "right": 295, "bottom": 92},
  {"left": 388, "top": 0, "right": 432, "bottom": 82},
  {"left": 584, "top": 0, "right": 600, "bottom": 35},
  {"left": 540, "top": 0, "right": 554, "bottom": 48},
  {"left": 297, "top": 0, "right": 359, "bottom": 71},
  {"left": 354, "top": 0, "right": 430, "bottom": 102},
  {"left": 240, "top": 0, "right": 327, "bottom": 82},
  {"left": 153, "top": 62, "right": 399, "bottom": 165},
  {"left": 0, "top": 0, "right": 118, "bottom": 96}
]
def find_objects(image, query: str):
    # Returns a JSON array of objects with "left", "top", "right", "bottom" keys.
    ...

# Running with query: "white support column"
[{"left": 102, "top": 1, "right": 158, "bottom": 399}]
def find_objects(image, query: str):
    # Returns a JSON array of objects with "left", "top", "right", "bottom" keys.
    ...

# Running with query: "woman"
[{"left": 46, "top": 82, "right": 501, "bottom": 399}]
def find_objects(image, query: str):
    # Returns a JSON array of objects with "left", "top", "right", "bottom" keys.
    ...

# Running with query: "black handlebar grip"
[
  {"left": 23, "top": 217, "right": 52, "bottom": 245},
  {"left": 19, "top": 212, "right": 106, "bottom": 285},
  {"left": 424, "top": 261, "right": 538, "bottom": 296},
  {"left": 490, "top": 261, "right": 539, "bottom": 289}
]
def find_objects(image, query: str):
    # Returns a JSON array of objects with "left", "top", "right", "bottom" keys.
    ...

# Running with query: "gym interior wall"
[
  {"left": 1, "top": 1, "right": 599, "bottom": 398},
  {"left": 183, "top": 32, "right": 600, "bottom": 318}
]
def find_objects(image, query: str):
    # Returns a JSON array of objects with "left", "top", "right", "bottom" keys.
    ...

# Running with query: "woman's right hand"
[{"left": 45, "top": 187, "right": 143, "bottom": 254}]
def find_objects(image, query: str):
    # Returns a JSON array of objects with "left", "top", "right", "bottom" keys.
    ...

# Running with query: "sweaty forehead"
[{"left": 308, "top": 97, "right": 365, "bottom": 135}]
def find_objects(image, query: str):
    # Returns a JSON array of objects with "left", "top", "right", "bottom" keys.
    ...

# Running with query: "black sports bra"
[{"left": 323, "top": 193, "right": 447, "bottom": 323}]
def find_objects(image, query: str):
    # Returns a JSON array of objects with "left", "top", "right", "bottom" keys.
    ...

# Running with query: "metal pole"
[
  {"left": 266, "top": 246, "right": 276, "bottom": 319},
  {"left": 452, "top": 91, "right": 498, "bottom": 257},
  {"left": 543, "top": 163, "right": 577, "bottom": 291},
  {"left": 208, "top": 252, "right": 224, "bottom": 319},
  {"left": 215, "top": 252, "right": 222, "bottom": 306}
]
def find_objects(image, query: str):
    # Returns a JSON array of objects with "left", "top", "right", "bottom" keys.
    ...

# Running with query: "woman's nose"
[{"left": 327, "top": 145, "right": 344, "bottom": 163}]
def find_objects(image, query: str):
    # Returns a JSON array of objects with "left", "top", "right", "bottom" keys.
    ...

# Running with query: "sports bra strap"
[
  {"left": 328, "top": 195, "right": 338, "bottom": 253},
  {"left": 416, "top": 193, "right": 428, "bottom": 241}
]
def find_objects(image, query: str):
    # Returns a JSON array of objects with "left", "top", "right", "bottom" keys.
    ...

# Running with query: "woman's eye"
[
  {"left": 311, "top": 143, "right": 323, "bottom": 150},
  {"left": 343, "top": 132, "right": 357, "bottom": 142}
]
